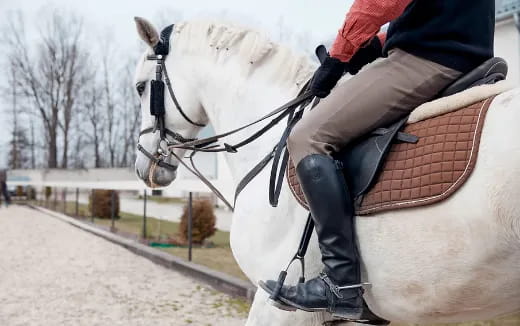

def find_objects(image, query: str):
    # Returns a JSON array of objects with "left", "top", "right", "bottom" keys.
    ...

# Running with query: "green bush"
[
  {"left": 45, "top": 187, "right": 52, "bottom": 200},
  {"left": 89, "top": 190, "right": 120, "bottom": 219},
  {"left": 27, "top": 187, "right": 37, "bottom": 200},
  {"left": 179, "top": 199, "right": 216, "bottom": 244}
]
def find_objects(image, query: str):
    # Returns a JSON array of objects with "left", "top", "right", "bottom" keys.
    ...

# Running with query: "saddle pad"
[{"left": 287, "top": 97, "right": 495, "bottom": 215}]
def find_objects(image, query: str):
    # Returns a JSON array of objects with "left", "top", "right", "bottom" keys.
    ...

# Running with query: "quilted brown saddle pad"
[{"left": 287, "top": 97, "right": 495, "bottom": 215}]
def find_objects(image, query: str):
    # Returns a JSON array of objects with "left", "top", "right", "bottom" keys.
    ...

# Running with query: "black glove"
[
  {"left": 345, "top": 36, "right": 383, "bottom": 75},
  {"left": 310, "top": 56, "right": 347, "bottom": 98}
]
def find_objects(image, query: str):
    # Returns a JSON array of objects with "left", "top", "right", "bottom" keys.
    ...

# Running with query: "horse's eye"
[{"left": 136, "top": 82, "right": 146, "bottom": 97}]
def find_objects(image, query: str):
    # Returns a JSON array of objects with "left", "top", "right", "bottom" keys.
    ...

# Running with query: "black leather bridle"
[
  {"left": 137, "top": 24, "right": 206, "bottom": 172},
  {"left": 136, "top": 24, "right": 315, "bottom": 210}
]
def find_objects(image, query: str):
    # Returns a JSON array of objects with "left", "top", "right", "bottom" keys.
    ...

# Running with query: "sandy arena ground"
[{"left": 0, "top": 205, "right": 247, "bottom": 326}]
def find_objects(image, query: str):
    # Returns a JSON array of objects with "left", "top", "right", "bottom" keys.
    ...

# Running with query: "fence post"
[
  {"left": 111, "top": 190, "right": 115, "bottom": 231},
  {"left": 62, "top": 188, "right": 66, "bottom": 214},
  {"left": 142, "top": 189, "right": 147, "bottom": 240},
  {"left": 53, "top": 187, "right": 57, "bottom": 210},
  {"left": 91, "top": 189, "right": 94, "bottom": 223},
  {"left": 188, "top": 192, "right": 193, "bottom": 262},
  {"left": 75, "top": 188, "right": 79, "bottom": 218}
]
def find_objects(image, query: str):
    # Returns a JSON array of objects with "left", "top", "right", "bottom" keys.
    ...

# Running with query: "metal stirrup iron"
[{"left": 269, "top": 214, "right": 314, "bottom": 302}]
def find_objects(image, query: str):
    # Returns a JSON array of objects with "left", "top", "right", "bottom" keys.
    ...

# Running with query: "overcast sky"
[{"left": 0, "top": 0, "right": 354, "bottom": 168}]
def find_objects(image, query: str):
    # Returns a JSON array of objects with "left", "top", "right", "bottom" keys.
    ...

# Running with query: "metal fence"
[{"left": 13, "top": 185, "right": 211, "bottom": 263}]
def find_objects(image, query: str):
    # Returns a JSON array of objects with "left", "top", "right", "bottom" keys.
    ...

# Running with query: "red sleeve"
[{"left": 330, "top": 0, "right": 412, "bottom": 62}]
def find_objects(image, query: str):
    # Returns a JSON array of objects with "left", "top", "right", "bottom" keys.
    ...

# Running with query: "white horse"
[{"left": 133, "top": 18, "right": 520, "bottom": 325}]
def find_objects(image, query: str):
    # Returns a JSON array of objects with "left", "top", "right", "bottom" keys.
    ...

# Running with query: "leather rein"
[{"left": 137, "top": 24, "right": 315, "bottom": 210}]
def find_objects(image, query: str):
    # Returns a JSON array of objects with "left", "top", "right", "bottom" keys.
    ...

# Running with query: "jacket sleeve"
[{"left": 330, "top": 0, "right": 412, "bottom": 62}]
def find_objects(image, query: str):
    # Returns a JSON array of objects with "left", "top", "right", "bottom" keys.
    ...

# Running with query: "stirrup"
[
  {"left": 266, "top": 215, "right": 314, "bottom": 304},
  {"left": 263, "top": 214, "right": 390, "bottom": 326}
]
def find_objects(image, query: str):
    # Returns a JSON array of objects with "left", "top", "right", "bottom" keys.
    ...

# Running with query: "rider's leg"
[
  {"left": 288, "top": 49, "right": 461, "bottom": 165},
  {"left": 261, "top": 49, "right": 461, "bottom": 319}
]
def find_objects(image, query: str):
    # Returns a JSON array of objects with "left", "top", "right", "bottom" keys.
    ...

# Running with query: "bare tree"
[
  {"left": 8, "top": 65, "right": 20, "bottom": 168},
  {"left": 8, "top": 128, "right": 30, "bottom": 169},
  {"left": 82, "top": 83, "right": 104, "bottom": 168},
  {"left": 98, "top": 35, "right": 120, "bottom": 168},
  {"left": 117, "top": 63, "right": 141, "bottom": 167},
  {"left": 3, "top": 11, "right": 90, "bottom": 169},
  {"left": 29, "top": 121, "right": 36, "bottom": 168}
]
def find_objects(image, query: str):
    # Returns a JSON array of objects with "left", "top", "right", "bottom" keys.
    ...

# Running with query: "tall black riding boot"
[{"left": 260, "top": 154, "right": 363, "bottom": 320}]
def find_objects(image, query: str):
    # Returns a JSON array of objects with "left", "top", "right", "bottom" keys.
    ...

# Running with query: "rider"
[{"left": 262, "top": 0, "right": 495, "bottom": 320}]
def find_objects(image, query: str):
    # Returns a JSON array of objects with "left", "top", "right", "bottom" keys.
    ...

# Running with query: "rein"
[
  {"left": 138, "top": 24, "right": 316, "bottom": 210},
  {"left": 171, "top": 89, "right": 315, "bottom": 210}
]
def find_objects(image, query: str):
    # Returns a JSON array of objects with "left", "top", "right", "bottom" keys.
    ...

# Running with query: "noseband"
[{"left": 137, "top": 24, "right": 206, "bottom": 172}]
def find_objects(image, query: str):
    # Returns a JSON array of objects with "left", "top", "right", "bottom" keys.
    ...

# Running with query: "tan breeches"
[{"left": 288, "top": 49, "right": 462, "bottom": 166}]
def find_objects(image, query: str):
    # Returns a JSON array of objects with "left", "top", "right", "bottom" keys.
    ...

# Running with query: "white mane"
[{"left": 172, "top": 20, "right": 315, "bottom": 88}]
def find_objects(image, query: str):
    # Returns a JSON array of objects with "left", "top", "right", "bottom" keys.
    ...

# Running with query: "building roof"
[{"left": 496, "top": 0, "right": 520, "bottom": 20}]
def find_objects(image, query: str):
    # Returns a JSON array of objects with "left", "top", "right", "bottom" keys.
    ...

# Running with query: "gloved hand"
[
  {"left": 345, "top": 36, "right": 383, "bottom": 75},
  {"left": 310, "top": 56, "right": 347, "bottom": 98}
]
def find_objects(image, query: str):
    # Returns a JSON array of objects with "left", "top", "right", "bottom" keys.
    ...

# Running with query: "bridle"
[
  {"left": 136, "top": 24, "right": 316, "bottom": 210},
  {"left": 137, "top": 24, "right": 206, "bottom": 173}
]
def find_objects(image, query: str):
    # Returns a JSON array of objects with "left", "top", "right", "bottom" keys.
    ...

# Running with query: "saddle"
[{"left": 288, "top": 57, "right": 509, "bottom": 215}]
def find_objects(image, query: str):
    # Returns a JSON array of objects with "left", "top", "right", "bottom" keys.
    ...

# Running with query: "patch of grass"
[
  {"left": 137, "top": 195, "right": 185, "bottom": 205},
  {"left": 47, "top": 201, "right": 226, "bottom": 244},
  {"left": 161, "top": 246, "right": 248, "bottom": 281}
]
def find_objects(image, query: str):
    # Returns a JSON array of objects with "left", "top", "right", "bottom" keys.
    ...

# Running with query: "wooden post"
[
  {"left": 142, "top": 190, "right": 147, "bottom": 239},
  {"left": 111, "top": 190, "right": 116, "bottom": 231},
  {"left": 91, "top": 189, "right": 94, "bottom": 223},
  {"left": 53, "top": 187, "right": 57, "bottom": 210},
  {"left": 62, "top": 188, "right": 66, "bottom": 214},
  {"left": 75, "top": 188, "right": 79, "bottom": 218}
]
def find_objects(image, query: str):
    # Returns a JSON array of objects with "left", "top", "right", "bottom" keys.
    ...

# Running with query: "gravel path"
[{"left": 0, "top": 205, "right": 247, "bottom": 326}]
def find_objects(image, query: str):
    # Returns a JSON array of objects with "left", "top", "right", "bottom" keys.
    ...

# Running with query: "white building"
[{"left": 496, "top": 0, "right": 520, "bottom": 85}]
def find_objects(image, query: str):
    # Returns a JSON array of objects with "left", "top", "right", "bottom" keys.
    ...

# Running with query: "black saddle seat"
[{"left": 440, "top": 57, "right": 508, "bottom": 98}]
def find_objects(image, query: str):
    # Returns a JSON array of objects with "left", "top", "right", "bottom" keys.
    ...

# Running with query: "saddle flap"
[{"left": 335, "top": 117, "right": 408, "bottom": 198}]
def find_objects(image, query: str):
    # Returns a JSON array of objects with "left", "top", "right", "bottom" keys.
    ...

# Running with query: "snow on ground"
[{"left": 0, "top": 205, "right": 247, "bottom": 326}]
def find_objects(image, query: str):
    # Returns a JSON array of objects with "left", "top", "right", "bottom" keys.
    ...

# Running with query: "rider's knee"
[{"left": 287, "top": 123, "right": 308, "bottom": 154}]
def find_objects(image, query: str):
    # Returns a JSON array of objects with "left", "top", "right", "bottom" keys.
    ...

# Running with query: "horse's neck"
[
  {"left": 189, "top": 41, "right": 320, "bottom": 285},
  {"left": 199, "top": 61, "right": 307, "bottom": 181}
]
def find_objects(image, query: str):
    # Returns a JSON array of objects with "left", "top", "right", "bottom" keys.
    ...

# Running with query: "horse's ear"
[{"left": 134, "top": 17, "right": 159, "bottom": 48}]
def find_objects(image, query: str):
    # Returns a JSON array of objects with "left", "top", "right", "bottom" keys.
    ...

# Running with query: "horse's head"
[{"left": 133, "top": 17, "right": 207, "bottom": 188}]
